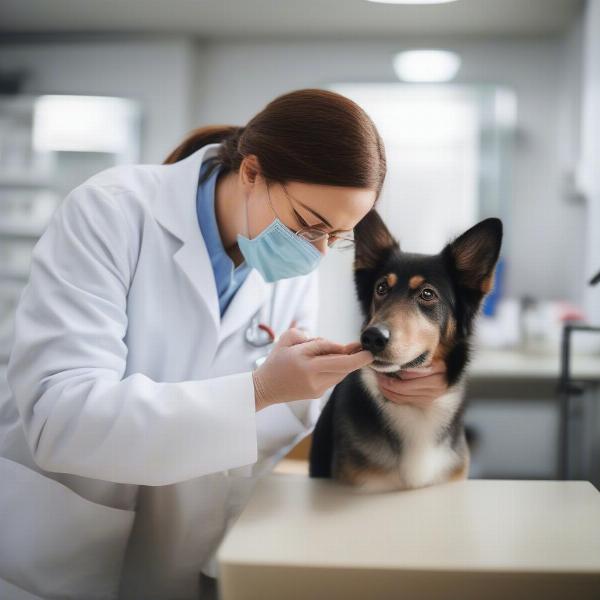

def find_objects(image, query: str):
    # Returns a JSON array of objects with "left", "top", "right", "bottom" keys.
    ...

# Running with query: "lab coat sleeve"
[{"left": 6, "top": 183, "right": 258, "bottom": 486}]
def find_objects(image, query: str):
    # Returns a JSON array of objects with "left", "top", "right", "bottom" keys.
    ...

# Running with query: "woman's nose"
[{"left": 313, "top": 238, "right": 328, "bottom": 255}]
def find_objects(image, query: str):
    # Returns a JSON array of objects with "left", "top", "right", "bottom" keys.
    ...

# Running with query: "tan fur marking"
[
  {"left": 352, "top": 468, "right": 399, "bottom": 488},
  {"left": 381, "top": 304, "right": 440, "bottom": 365},
  {"left": 447, "top": 456, "right": 470, "bottom": 483},
  {"left": 433, "top": 317, "right": 456, "bottom": 360},
  {"left": 454, "top": 239, "right": 485, "bottom": 271},
  {"left": 481, "top": 271, "right": 496, "bottom": 294},
  {"left": 445, "top": 317, "right": 456, "bottom": 339},
  {"left": 387, "top": 273, "right": 398, "bottom": 288},
  {"left": 339, "top": 463, "right": 385, "bottom": 486},
  {"left": 409, "top": 275, "right": 425, "bottom": 289},
  {"left": 375, "top": 229, "right": 395, "bottom": 251},
  {"left": 432, "top": 339, "right": 450, "bottom": 362},
  {"left": 432, "top": 317, "right": 456, "bottom": 365}
]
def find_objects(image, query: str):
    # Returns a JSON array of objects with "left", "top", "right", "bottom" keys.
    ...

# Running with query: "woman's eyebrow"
[{"left": 294, "top": 199, "right": 333, "bottom": 229}]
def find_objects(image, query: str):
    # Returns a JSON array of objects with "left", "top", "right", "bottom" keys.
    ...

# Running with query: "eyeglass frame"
[{"left": 264, "top": 181, "right": 356, "bottom": 250}]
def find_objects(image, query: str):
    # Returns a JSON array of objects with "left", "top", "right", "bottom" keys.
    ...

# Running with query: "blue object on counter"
[{"left": 482, "top": 257, "right": 504, "bottom": 317}]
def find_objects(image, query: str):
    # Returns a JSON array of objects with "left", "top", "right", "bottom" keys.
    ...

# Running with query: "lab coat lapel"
[
  {"left": 152, "top": 143, "right": 222, "bottom": 337},
  {"left": 218, "top": 269, "right": 269, "bottom": 346},
  {"left": 151, "top": 142, "right": 270, "bottom": 349}
]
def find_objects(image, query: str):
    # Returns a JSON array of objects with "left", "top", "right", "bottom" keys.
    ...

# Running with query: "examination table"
[{"left": 217, "top": 473, "right": 600, "bottom": 599}]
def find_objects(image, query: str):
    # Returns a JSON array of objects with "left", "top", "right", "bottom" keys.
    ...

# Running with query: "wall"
[
  {"left": 0, "top": 32, "right": 585, "bottom": 335},
  {"left": 579, "top": 0, "right": 600, "bottom": 484},
  {"left": 190, "top": 34, "right": 585, "bottom": 340},
  {"left": 580, "top": 0, "right": 600, "bottom": 328},
  {"left": 0, "top": 35, "right": 198, "bottom": 163}
]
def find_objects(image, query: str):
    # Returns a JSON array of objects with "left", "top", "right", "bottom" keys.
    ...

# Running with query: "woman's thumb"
[{"left": 276, "top": 327, "right": 313, "bottom": 347}]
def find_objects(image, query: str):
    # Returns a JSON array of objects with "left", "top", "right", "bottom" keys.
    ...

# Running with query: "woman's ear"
[
  {"left": 353, "top": 209, "right": 399, "bottom": 271},
  {"left": 239, "top": 155, "right": 261, "bottom": 187},
  {"left": 443, "top": 218, "right": 503, "bottom": 294}
]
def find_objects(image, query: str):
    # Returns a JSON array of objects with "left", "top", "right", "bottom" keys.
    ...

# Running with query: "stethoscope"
[{"left": 245, "top": 282, "right": 279, "bottom": 368}]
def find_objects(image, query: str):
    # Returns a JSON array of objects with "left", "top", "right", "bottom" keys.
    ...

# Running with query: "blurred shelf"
[
  {"left": 0, "top": 223, "right": 45, "bottom": 237},
  {"left": 0, "top": 95, "right": 36, "bottom": 112},
  {"left": 0, "top": 267, "right": 29, "bottom": 281},
  {"left": 469, "top": 348, "right": 600, "bottom": 381},
  {"left": 0, "top": 172, "right": 55, "bottom": 188}
]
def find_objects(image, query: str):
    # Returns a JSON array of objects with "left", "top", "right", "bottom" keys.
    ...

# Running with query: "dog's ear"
[
  {"left": 353, "top": 209, "right": 398, "bottom": 271},
  {"left": 443, "top": 218, "right": 503, "bottom": 294}
]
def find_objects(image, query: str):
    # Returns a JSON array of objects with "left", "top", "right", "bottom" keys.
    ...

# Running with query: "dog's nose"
[{"left": 360, "top": 325, "right": 390, "bottom": 354}]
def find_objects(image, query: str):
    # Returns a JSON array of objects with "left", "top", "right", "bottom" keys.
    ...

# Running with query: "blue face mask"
[
  {"left": 236, "top": 183, "right": 323, "bottom": 282},
  {"left": 237, "top": 218, "right": 322, "bottom": 282}
]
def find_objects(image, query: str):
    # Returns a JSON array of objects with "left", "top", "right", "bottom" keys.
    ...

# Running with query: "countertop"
[{"left": 468, "top": 348, "right": 600, "bottom": 380}]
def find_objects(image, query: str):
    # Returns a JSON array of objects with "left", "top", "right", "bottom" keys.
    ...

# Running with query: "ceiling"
[{"left": 0, "top": 0, "right": 582, "bottom": 39}]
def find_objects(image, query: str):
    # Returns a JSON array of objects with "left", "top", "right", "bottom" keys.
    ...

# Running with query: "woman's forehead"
[{"left": 284, "top": 180, "right": 375, "bottom": 229}]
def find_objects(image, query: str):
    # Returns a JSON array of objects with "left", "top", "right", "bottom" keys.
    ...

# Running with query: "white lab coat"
[{"left": 0, "top": 143, "right": 323, "bottom": 600}]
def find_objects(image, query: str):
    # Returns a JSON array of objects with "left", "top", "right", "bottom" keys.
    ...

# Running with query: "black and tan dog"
[{"left": 309, "top": 210, "right": 502, "bottom": 492}]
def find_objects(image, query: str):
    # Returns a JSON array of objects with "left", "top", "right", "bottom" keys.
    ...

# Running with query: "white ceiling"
[{"left": 0, "top": 0, "right": 582, "bottom": 38}]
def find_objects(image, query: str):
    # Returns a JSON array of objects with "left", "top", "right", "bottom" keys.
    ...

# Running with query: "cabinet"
[{"left": 0, "top": 94, "right": 141, "bottom": 365}]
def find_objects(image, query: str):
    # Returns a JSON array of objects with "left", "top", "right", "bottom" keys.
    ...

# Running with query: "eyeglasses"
[{"left": 265, "top": 183, "right": 355, "bottom": 250}]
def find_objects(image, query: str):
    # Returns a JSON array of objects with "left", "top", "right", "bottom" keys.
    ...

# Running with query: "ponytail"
[
  {"left": 162, "top": 88, "right": 386, "bottom": 199},
  {"left": 163, "top": 124, "right": 246, "bottom": 184}
]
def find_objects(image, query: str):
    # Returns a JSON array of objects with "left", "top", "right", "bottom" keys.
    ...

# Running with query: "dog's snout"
[{"left": 360, "top": 325, "right": 390, "bottom": 354}]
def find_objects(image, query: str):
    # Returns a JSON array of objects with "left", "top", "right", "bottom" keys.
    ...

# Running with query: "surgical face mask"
[{"left": 236, "top": 183, "right": 322, "bottom": 282}]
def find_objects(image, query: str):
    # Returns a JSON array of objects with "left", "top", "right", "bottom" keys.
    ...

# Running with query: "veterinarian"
[{"left": 0, "top": 89, "right": 449, "bottom": 600}]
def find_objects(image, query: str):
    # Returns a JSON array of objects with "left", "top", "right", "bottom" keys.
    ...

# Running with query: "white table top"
[{"left": 217, "top": 474, "right": 600, "bottom": 599}]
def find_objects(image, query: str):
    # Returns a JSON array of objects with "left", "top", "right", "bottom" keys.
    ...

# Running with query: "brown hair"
[{"left": 163, "top": 88, "right": 386, "bottom": 201}]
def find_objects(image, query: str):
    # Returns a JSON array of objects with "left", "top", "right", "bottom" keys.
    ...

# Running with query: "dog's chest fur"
[{"left": 351, "top": 367, "right": 466, "bottom": 492}]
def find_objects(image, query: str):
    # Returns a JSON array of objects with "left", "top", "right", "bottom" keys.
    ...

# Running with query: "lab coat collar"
[{"left": 153, "top": 142, "right": 269, "bottom": 346}]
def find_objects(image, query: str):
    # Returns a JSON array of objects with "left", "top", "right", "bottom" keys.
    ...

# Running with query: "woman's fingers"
[
  {"left": 376, "top": 374, "right": 448, "bottom": 406},
  {"left": 300, "top": 338, "right": 366, "bottom": 357},
  {"left": 375, "top": 372, "right": 447, "bottom": 397},
  {"left": 276, "top": 327, "right": 319, "bottom": 347},
  {"left": 381, "top": 389, "right": 440, "bottom": 407},
  {"left": 299, "top": 337, "right": 351, "bottom": 355},
  {"left": 293, "top": 337, "right": 374, "bottom": 374},
  {"left": 312, "top": 350, "right": 374, "bottom": 373},
  {"left": 379, "top": 375, "right": 442, "bottom": 396},
  {"left": 284, "top": 334, "right": 449, "bottom": 402},
  {"left": 399, "top": 358, "right": 447, "bottom": 379},
  {"left": 340, "top": 341, "right": 364, "bottom": 355}
]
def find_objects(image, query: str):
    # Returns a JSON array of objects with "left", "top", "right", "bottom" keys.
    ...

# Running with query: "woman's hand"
[
  {"left": 252, "top": 328, "right": 373, "bottom": 411},
  {"left": 374, "top": 359, "right": 448, "bottom": 408}
]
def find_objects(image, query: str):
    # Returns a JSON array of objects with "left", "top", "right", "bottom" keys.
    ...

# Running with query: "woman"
[{"left": 0, "top": 88, "right": 448, "bottom": 599}]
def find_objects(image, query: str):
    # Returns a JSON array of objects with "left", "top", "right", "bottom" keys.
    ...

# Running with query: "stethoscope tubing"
[{"left": 245, "top": 282, "right": 278, "bottom": 348}]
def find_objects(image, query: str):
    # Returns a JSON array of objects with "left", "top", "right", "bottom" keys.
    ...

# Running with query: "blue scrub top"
[{"left": 196, "top": 161, "right": 251, "bottom": 317}]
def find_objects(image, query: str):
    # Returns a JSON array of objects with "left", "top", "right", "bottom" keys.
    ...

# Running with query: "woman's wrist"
[{"left": 252, "top": 370, "right": 270, "bottom": 412}]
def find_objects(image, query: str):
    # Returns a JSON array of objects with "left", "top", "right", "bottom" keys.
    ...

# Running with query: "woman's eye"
[
  {"left": 375, "top": 280, "right": 389, "bottom": 296},
  {"left": 420, "top": 288, "right": 437, "bottom": 301},
  {"left": 296, "top": 212, "right": 309, "bottom": 227}
]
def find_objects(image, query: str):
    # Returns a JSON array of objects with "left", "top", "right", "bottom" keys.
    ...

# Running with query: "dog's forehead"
[
  {"left": 380, "top": 252, "right": 447, "bottom": 284},
  {"left": 374, "top": 252, "right": 456, "bottom": 305}
]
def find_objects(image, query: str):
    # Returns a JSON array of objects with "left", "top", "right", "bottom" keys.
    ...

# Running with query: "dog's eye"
[
  {"left": 375, "top": 280, "right": 389, "bottom": 296},
  {"left": 420, "top": 288, "right": 437, "bottom": 301}
]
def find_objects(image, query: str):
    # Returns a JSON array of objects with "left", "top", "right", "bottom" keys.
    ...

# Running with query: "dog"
[{"left": 309, "top": 210, "right": 502, "bottom": 493}]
